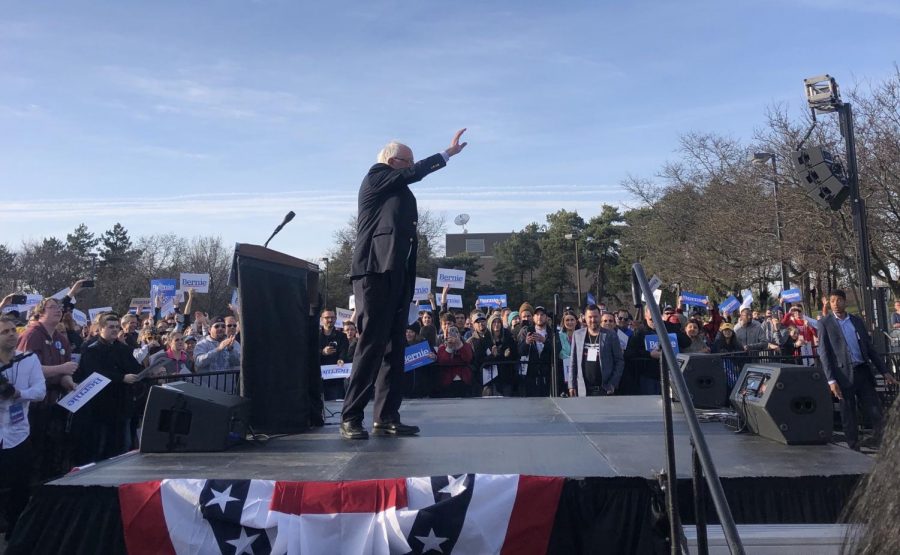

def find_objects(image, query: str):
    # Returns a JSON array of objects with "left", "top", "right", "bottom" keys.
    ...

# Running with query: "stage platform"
[
  {"left": 9, "top": 397, "right": 873, "bottom": 555},
  {"left": 51, "top": 396, "right": 871, "bottom": 486}
]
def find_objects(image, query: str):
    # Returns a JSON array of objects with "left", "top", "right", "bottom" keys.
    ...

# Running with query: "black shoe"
[
  {"left": 372, "top": 421, "right": 420, "bottom": 436},
  {"left": 340, "top": 421, "right": 369, "bottom": 440}
]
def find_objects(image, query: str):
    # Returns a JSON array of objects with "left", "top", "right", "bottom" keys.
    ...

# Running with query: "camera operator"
[
  {"left": 0, "top": 315, "right": 46, "bottom": 541},
  {"left": 319, "top": 309, "right": 349, "bottom": 400}
]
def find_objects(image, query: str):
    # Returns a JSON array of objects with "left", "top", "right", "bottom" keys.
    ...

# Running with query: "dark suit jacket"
[
  {"left": 350, "top": 153, "right": 446, "bottom": 298},
  {"left": 818, "top": 312, "right": 887, "bottom": 387},
  {"left": 570, "top": 327, "right": 624, "bottom": 395}
]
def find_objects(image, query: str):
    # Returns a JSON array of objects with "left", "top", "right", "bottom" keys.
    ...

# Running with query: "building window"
[{"left": 465, "top": 239, "right": 485, "bottom": 253}]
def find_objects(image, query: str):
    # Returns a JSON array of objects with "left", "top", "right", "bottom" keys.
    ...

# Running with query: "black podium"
[{"left": 230, "top": 243, "right": 323, "bottom": 433}]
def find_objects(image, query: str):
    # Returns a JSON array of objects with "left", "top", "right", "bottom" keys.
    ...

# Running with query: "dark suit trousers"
[
  {"left": 840, "top": 365, "right": 884, "bottom": 449},
  {"left": 342, "top": 272, "right": 409, "bottom": 425}
]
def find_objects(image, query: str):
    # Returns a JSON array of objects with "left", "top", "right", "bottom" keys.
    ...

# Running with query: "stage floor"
[{"left": 51, "top": 396, "right": 872, "bottom": 486}]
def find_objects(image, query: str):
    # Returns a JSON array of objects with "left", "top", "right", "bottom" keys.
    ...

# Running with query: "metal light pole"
[
  {"left": 320, "top": 258, "right": 329, "bottom": 310},
  {"left": 752, "top": 152, "right": 790, "bottom": 312},
  {"left": 564, "top": 233, "right": 582, "bottom": 307}
]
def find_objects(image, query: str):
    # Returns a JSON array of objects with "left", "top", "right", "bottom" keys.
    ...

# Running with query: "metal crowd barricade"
[{"left": 142, "top": 368, "right": 241, "bottom": 396}]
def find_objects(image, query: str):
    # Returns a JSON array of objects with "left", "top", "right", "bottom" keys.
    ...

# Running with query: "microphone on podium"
[{"left": 264, "top": 211, "right": 296, "bottom": 248}]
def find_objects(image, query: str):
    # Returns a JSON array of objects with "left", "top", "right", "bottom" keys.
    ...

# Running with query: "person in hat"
[
  {"left": 712, "top": 322, "right": 743, "bottom": 353},
  {"left": 193, "top": 316, "right": 241, "bottom": 393},
  {"left": 781, "top": 304, "right": 818, "bottom": 365}
]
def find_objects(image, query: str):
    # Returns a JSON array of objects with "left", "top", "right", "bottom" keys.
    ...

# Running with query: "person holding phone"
[
  {"left": 319, "top": 308, "right": 349, "bottom": 401},
  {"left": 436, "top": 325, "right": 474, "bottom": 398}
]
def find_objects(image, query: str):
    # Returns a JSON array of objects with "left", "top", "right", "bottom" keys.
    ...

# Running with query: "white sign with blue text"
[
  {"left": 58, "top": 372, "right": 111, "bottom": 413},
  {"left": 180, "top": 273, "right": 210, "bottom": 294},
  {"left": 445, "top": 294, "right": 463, "bottom": 309},
  {"left": 321, "top": 364, "right": 352, "bottom": 380},
  {"left": 335, "top": 308, "right": 353, "bottom": 329},
  {"left": 413, "top": 277, "right": 431, "bottom": 301},
  {"left": 644, "top": 333, "right": 680, "bottom": 354},
  {"left": 436, "top": 268, "right": 466, "bottom": 289}
]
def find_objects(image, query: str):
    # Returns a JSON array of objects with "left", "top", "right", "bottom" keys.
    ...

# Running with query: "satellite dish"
[{"left": 454, "top": 213, "right": 470, "bottom": 233}]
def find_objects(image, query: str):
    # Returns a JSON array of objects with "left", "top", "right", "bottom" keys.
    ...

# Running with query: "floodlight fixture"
[{"left": 804, "top": 74, "right": 841, "bottom": 112}]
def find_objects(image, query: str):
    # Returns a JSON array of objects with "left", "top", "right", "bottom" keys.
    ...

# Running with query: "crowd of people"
[
  {"left": 319, "top": 286, "right": 895, "bottom": 401},
  {"left": 1, "top": 277, "right": 899, "bottom": 540},
  {"left": 0, "top": 281, "right": 242, "bottom": 540}
]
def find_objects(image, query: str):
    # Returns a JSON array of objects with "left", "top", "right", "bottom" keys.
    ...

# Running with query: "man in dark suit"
[
  {"left": 341, "top": 130, "right": 468, "bottom": 440},
  {"left": 818, "top": 289, "right": 898, "bottom": 450},
  {"left": 569, "top": 305, "right": 624, "bottom": 396}
]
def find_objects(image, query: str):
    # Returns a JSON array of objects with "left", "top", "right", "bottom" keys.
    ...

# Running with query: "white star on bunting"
[
  {"left": 204, "top": 485, "right": 239, "bottom": 512},
  {"left": 415, "top": 528, "right": 448, "bottom": 553},
  {"left": 438, "top": 474, "right": 468, "bottom": 497},
  {"left": 226, "top": 527, "right": 260, "bottom": 555}
]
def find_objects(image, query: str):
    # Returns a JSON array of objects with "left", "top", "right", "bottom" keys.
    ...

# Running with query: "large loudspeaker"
[
  {"left": 674, "top": 353, "right": 728, "bottom": 408},
  {"left": 141, "top": 381, "right": 251, "bottom": 453},
  {"left": 730, "top": 363, "right": 832, "bottom": 445},
  {"left": 789, "top": 148, "right": 851, "bottom": 211}
]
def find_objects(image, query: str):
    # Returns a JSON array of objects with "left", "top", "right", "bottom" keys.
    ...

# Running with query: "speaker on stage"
[
  {"left": 140, "top": 381, "right": 251, "bottom": 453},
  {"left": 789, "top": 147, "right": 851, "bottom": 211},
  {"left": 674, "top": 353, "right": 728, "bottom": 408},
  {"left": 730, "top": 363, "right": 832, "bottom": 445}
]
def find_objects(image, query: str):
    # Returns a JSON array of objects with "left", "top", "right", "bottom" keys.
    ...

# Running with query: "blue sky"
[{"left": 2, "top": 0, "right": 898, "bottom": 261}]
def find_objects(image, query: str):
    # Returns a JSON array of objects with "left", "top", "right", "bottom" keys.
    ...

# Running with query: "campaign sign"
[
  {"left": 150, "top": 278, "right": 178, "bottom": 315},
  {"left": 180, "top": 272, "right": 210, "bottom": 294},
  {"left": 71, "top": 309, "right": 88, "bottom": 327},
  {"left": 476, "top": 294, "right": 507, "bottom": 309},
  {"left": 50, "top": 288, "right": 69, "bottom": 301},
  {"left": 436, "top": 268, "right": 466, "bottom": 289},
  {"left": 681, "top": 291, "right": 708, "bottom": 307},
  {"left": 130, "top": 297, "right": 151, "bottom": 309},
  {"left": 1, "top": 305, "right": 23, "bottom": 314},
  {"left": 404, "top": 341, "right": 434, "bottom": 372},
  {"left": 740, "top": 289, "right": 754, "bottom": 310},
  {"left": 648, "top": 274, "right": 663, "bottom": 291},
  {"left": 413, "top": 277, "right": 431, "bottom": 301},
  {"left": 720, "top": 295, "right": 740, "bottom": 314},
  {"left": 23, "top": 294, "right": 42, "bottom": 309},
  {"left": 781, "top": 288, "right": 802, "bottom": 303},
  {"left": 321, "top": 364, "right": 352, "bottom": 380},
  {"left": 88, "top": 307, "right": 113, "bottom": 321},
  {"left": 644, "top": 333, "right": 680, "bottom": 354},
  {"left": 445, "top": 294, "right": 463, "bottom": 308},
  {"left": 407, "top": 303, "right": 420, "bottom": 325},
  {"left": 58, "top": 372, "right": 111, "bottom": 413},
  {"left": 335, "top": 308, "right": 353, "bottom": 329}
]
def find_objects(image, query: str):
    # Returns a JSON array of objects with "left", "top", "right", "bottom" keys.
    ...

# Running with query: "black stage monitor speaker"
[
  {"left": 141, "top": 381, "right": 250, "bottom": 453},
  {"left": 729, "top": 363, "right": 832, "bottom": 445},
  {"left": 674, "top": 353, "right": 728, "bottom": 408}
]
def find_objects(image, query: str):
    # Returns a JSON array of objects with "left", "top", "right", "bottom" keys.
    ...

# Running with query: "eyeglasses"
[
  {"left": 212, "top": 324, "right": 226, "bottom": 329},
  {"left": 225, "top": 324, "right": 237, "bottom": 328},
  {"left": 601, "top": 319, "right": 615, "bottom": 324},
  {"left": 393, "top": 157, "right": 414, "bottom": 164}
]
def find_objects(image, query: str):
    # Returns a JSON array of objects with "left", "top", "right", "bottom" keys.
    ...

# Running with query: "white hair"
[{"left": 377, "top": 141, "right": 409, "bottom": 164}]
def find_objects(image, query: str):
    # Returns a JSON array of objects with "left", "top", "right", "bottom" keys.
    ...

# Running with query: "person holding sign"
[
  {"left": 77, "top": 313, "right": 143, "bottom": 460},
  {"left": 568, "top": 305, "right": 623, "bottom": 397},
  {"left": 341, "top": 129, "right": 468, "bottom": 440},
  {"left": 319, "top": 309, "right": 349, "bottom": 401},
  {"left": 0, "top": 315, "right": 46, "bottom": 541},
  {"left": 624, "top": 308, "right": 690, "bottom": 395}
]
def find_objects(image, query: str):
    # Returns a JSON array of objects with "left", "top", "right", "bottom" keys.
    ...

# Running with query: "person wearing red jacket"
[{"left": 436, "top": 326, "right": 473, "bottom": 398}]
